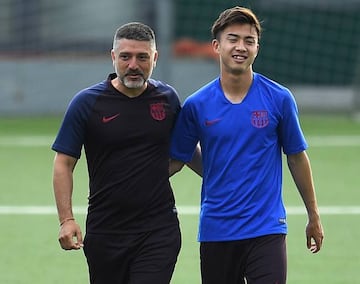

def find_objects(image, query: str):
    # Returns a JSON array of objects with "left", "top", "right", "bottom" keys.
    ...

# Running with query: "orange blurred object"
[{"left": 172, "top": 38, "right": 218, "bottom": 60}]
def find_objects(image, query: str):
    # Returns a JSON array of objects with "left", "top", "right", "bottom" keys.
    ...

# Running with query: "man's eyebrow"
[
  {"left": 226, "top": 33, "right": 256, "bottom": 39},
  {"left": 227, "top": 33, "right": 239, "bottom": 38},
  {"left": 118, "top": 51, "right": 150, "bottom": 55}
]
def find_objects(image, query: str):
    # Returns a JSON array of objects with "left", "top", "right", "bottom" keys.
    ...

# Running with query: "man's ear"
[
  {"left": 110, "top": 49, "right": 116, "bottom": 66},
  {"left": 153, "top": 50, "right": 158, "bottom": 67},
  {"left": 212, "top": 39, "right": 220, "bottom": 54},
  {"left": 255, "top": 43, "right": 260, "bottom": 57}
]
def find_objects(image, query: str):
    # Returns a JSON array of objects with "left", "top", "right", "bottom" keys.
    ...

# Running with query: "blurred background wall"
[{"left": 0, "top": 0, "right": 359, "bottom": 116}]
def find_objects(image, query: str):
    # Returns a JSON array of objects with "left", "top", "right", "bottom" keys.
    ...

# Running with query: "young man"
[
  {"left": 52, "top": 22, "right": 193, "bottom": 284},
  {"left": 170, "top": 6, "right": 324, "bottom": 284}
]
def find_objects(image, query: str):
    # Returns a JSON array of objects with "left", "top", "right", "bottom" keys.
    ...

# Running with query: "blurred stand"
[
  {"left": 134, "top": 0, "right": 174, "bottom": 84},
  {"left": 0, "top": 0, "right": 359, "bottom": 116},
  {"left": 352, "top": 48, "right": 360, "bottom": 122}
]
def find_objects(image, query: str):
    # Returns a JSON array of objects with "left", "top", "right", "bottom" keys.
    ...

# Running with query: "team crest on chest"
[
  {"left": 150, "top": 103, "right": 166, "bottom": 121},
  {"left": 251, "top": 110, "right": 269, "bottom": 128}
]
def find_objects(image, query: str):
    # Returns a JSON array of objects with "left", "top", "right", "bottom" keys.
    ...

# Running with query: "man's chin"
[{"left": 124, "top": 79, "right": 145, "bottom": 89}]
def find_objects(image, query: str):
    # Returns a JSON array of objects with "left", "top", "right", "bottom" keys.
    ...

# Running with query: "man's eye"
[
  {"left": 246, "top": 39, "right": 256, "bottom": 45},
  {"left": 138, "top": 55, "right": 149, "bottom": 61},
  {"left": 120, "top": 55, "right": 129, "bottom": 60}
]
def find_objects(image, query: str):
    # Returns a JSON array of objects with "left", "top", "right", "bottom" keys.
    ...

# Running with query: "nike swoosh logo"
[
  {"left": 205, "top": 118, "right": 221, "bottom": 126},
  {"left": 102, "top": 113, "right": 120, "bottom": 123}
]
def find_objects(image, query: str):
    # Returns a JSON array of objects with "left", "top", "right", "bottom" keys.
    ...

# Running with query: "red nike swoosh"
[
  {"left": 102, "top": 113, "right": 120, "bottom": 123},
  {"left": 205, "top": 118, "right": 221, "bottom": 126}
]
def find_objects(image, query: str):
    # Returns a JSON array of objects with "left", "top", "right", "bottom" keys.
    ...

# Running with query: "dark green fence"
[{"left": 174, "top": 0, "right": 360, "bottom": 85}]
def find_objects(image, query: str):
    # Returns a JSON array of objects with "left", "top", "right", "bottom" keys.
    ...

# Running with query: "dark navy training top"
[{"left": 52, "top": 73, "right": 181, "bottom": 234}]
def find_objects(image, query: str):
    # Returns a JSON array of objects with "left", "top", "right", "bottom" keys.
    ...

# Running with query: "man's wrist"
[{"left": 59, "top": 217, "right": 75, "bottom": 226}]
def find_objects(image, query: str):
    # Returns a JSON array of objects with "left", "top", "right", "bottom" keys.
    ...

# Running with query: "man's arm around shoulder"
[{"left": 169, "top": 145, "right": 202, "bottom": 177}]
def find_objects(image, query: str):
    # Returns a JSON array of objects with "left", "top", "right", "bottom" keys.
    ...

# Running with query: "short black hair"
[
  {"left": 211, "top": 6, "right": 262, "bottom": 41},
  {"left": 114, "top": 22, "right": 156, "bottom": 42}
]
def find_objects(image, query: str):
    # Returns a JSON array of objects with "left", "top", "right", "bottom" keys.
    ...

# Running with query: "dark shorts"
[
  {"left": 200, "top": 234, "right": 287, "bottom": 284},
  {"left": 83, "top": 225, "right": 181, "bottom": 284}
]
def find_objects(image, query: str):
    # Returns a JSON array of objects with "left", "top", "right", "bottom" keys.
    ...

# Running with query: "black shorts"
[
  {"left": 83, "top": 225, "right": 181, "bottom": 284},
  {"left": 200, "top": 234, "right": 287, "bottom": 284}
]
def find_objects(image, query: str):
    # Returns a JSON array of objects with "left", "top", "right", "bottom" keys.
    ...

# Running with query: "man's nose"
[
  {"left": 235, "top": 40, "right": 246, "bottom": 51},
  {"left": 128, "top": 56, "right": 139, "bottom": 69}
]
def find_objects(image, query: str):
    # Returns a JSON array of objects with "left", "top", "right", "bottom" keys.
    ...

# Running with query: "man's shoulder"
[
  {"left": 255, "top": 73, "right": 288, "bottom": 91},
  {"left": 187, "top": 78, "right": 219, "bottom": 101},
  {"left": 148, "top": 78, "right": 180, "bottom": 98},
  {"left": 148, "top": 78, "right": 175, "bottom": 91},
  {"left": 196, "top": 77, "right": 219, "bottom": 93}
]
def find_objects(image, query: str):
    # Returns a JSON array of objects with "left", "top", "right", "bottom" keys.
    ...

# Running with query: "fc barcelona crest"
[
  {"left": 251, "top": 110, "right": 269, "bottom": 128},
  {"left": 150, "top": 103, "right": 166, "bottom": 121}
]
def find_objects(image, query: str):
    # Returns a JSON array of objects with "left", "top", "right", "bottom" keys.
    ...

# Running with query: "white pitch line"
[
  {"left": 308, "top": 135, "right": 360, "bottom": 147},
  {"left": 0, "top": 206, "right": 86, "bottom": 215},
  {"left": 0, "top": 205, "right": 360, "bottom": 215},
  {"left": 1, "top": 135, "right": 360, "bottom": 147},
  {"left": 0, "top": 136, "right": 54, "bottom": 147}
]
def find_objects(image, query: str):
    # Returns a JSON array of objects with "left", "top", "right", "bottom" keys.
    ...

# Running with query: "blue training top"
[{"left": 170, "top": 72, "right": 308, "bottom": 242}]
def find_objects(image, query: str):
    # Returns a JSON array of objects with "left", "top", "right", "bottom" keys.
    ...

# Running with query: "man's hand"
[
  {"left": 305, "top": 220, "right": 324, "bottom": 253},
  {"left": 58, "top": 219, "right": 83, "bottom": 250}
]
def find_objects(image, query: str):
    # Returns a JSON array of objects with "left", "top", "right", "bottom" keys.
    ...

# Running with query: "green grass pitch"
[{"left": 0, "top": 114, "right": 359, "bottom": 283}]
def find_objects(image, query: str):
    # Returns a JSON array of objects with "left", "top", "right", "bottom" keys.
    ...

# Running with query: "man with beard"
[{"left": 52, "top": 22, "right": 201, "bottom": 284}]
